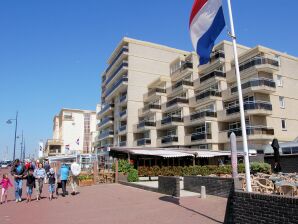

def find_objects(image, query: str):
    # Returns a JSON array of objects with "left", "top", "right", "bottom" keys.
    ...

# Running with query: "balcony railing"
[
  {"left": 172, "top": 80, "right": 193, "bottom": 90},
  {"left": 190, "top": 111, "right": 217, "bottom": 121},
  {"left": 147, "top": 88, "right": 166, "bottom": 97},
  {"left": 200, "top": 70, "right": 226, "bottom": 83},
  {"left": 99, "top": 117, "right": 114, "bottom": 126},
  {"left": 226, "top": 101, "right": 272, "bottom": 115},
  {"left": 105, "top": 76, "right": 128, "bottom": 97},
  {"left": 231, "top": 78, "right": 276, "bottom": 94},
  {"left": 166, "top": 97, "right": 189, "bottom": 107},
  {"left": 119, "top": 110, "right": 127, "bottom": 117},
  {"left": 120, "top": 95, "right": 127, "bottom": 103},
  {"left": 137, "top": 121, "right": 156, "bottom": 129},
  {"left": 99, "top": 130, "right": 114, "bottom": 139},
  {"left": 191, "top": 132, "right": 212, "bottom": 141},
  {"left": 119, "top": 141, "right": 127, "bottom": 147},
  {"left": 239, "top": 56, "right": 279, "bottom": 72},
  {"left": 100, "top": 104, "right": 114, "bottom": 114},
  {"left": 227, "top": 126, "right": 274, "bottom": 137},
  {"left": 142, "top": 104, "right": 161, "bottom": 113},
  {"left": 119, "top": 125, "right": 127, "bottom": 132},
  {"left": 161, "top": 116, "right": 183, "bottom": 125},
  {"left": 210, "top": 50, "right": 225, "bottom": 62},
  {"left": 196, "top": 89, "right": 221, "bottom": 101},
  {"left": 137, "top": 138, "right": 151, "bottom": 146},
  {"left": 171, "top": 62, "right": 193, "bottom": 76},
  {"left": 161, "top": 135, "right": 178, "bottom": 144},
  {"left": 105, "top": 61, "right": 128, "bottom": 86},
  {"left": 105, "top": 46, "right": 128, "bottom": 74}
]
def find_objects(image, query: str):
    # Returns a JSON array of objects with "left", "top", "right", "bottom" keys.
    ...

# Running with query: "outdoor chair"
[{"left": 279, "top": 185, "right": 296, "bottom": 197}]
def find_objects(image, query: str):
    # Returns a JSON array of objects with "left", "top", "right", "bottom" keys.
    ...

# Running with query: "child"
[
  {"left": 25, "top": 168, "right": 35, "bottom": 202},
  {"left": 0, "top": 174, "right": 13, "bottom": 204},
  {"left": 47, "top": 168, "right": 56, "bottom": 200}
]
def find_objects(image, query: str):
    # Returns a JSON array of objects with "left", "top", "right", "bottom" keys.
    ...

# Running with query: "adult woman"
[{"left": 34, "top": 163, "right": 46, "bottom": 200}]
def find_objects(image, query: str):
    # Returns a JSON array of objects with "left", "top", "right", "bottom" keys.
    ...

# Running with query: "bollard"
[{"left": 201, "top": 186, "right": 206, "bottom": 199}]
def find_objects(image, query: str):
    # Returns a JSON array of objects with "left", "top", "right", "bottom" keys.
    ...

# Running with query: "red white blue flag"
[{"left": 189, "top": 0, "right": 225, "bottom": 65}]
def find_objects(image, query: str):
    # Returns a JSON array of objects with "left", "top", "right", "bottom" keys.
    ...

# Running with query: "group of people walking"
[{"left": 0, "top": 159, "right": 79, "bottom": 204}]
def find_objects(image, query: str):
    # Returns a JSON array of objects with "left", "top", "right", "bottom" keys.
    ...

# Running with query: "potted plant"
[{"left": 78, "top": 174, "right": 94, "bottom": 187}]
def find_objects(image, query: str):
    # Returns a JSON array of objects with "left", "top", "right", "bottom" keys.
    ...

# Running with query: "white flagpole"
[{"left": 226, "top": 0, "right": 252, "bottom": 192}]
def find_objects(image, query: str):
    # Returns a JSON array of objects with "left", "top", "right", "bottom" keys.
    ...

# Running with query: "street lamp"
[{"left": 6, "top": 111, "right": 18, "bottom": 161}]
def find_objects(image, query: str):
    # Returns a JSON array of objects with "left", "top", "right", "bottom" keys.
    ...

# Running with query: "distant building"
[{"left": 45, "top": 108, "right": 96, "bottom": 157}]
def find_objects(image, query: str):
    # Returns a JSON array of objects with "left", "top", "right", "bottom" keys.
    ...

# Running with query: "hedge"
[{"left": 137, "top": 163, "right": 271, "bottom": 177}]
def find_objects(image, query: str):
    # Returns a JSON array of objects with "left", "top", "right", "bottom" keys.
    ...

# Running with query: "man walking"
[
  {"left": 59, "top": 163, "right": 69, "bottom": 197},
  {"left": 10, "top": 159, "right": 25, "bottom": 202}
]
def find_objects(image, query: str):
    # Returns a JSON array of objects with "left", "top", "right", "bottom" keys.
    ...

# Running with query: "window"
[
  {"left": 167, "top": 129, "right": 176, "bottom": 136},
  {"left": 281, "top": 119, "right": 286, "bottom": 130},
  {"left": 277, "top": 75, "right": 283, "bottom": 87},
  {"left": 279, "top": 96, "right": 285, "bottom": 108}
]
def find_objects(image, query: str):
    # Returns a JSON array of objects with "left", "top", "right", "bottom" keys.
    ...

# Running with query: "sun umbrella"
[{"left": 271, "top": 138, "right": 281, "bottom": 173}]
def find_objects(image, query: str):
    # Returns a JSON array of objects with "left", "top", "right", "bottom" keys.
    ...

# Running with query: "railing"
[
  {"left": 120, "top": 95, "right": 127, "bottom": 102},
  {"left": 166, "top": 97, "right": 189, "bottom": 107},
  {"left": 239, "top": 56, "right": 279, "bottom": 72},
  {"left": 119, "top": 141, "right": 127, "bottom": 147},
  {"left": 137, "top": 121, "right": 156, "bottom": 129},
  {"left": 99, "top": 117, "right": 114, "bottom": 126},
  {"left": 99, "top": 130, "right": 114, "bottom": 139},
  {"left": 137, "top": 138, "right": 151, "bottom": 146},
  {"left": 227, "top": 126, "right": 274, "bottom": 137},
  {"left": 104, "top": 76, "right": 128, "bottom": 97},
  {"left": 200, "top": 70, "right": 226, "bottom": 83},
  {"left": 196, "top": 89, "right": 221, "bottom": 101},
  {"left": 231, "top": 78, "right": 276, "bottom": 94},
  {"left": 47, "top": 139, "right": 63, "bottom": 145},
  {"left": 171, "top": 62, "right": 193, "bottom": 76},
  {"left": 161, "top": 135, "right": 178, "bottom": 144},
  {"left": 191, "top": 132, "right": 212, "bottom": 141},
  {"left": 172, "top": 80, "right": 193, "bottom": 90},
  {"left": 210, "top": 50, "right": 225, "bottom": 62},
  {"left": 119, "top": 125, "right": 127, "bottom": 132},
  {"left": 147, "top": 88, "right": 166, "bottom": 97},
  {"left": 226, "top": 101, "right": 272, "bottom": 115},
  {"left": 161, "top": 116, "right": 183, "bottom": 125},
  {"left": 104, "top": 61, "right": 128, "bottom": 86},
  {"left": 119, "top": 110, "right": 127, "bottom": 117},
  {"left": 100, "top": 104, "right": 114, "bottom": 114},
  {"left": 190, "top": 111, "right": 217, "bottom": 121},
  {"left": 142, "top": 104, "right": 161, "bottom": 113},
  {"left": 105, "top": 47, "right": 128, "bottom": 74}
]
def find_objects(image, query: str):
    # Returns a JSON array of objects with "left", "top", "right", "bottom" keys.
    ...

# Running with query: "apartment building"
[
  {"left": 45, "top": 108, "right": 97, "bottom": 156},
  {"left": 97, "top": 37, "right": 188, "bottom": 148},
  {"left": 99, "top": 37, "right": 298, "bottom": 153}
]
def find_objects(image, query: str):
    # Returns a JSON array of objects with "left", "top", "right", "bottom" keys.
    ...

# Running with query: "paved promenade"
[{"left": 0, "top": 170, "right": 227, "bottom": 224}]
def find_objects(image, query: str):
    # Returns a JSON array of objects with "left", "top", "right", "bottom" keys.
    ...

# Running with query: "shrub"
[
  {"left": 250, "top": 162, "right": 271, "bottom": 174},
  {"left": 78, "top": 174, "right": 93, "bottom": 181},
  {"left": 127, "top": 169, "right": 139, "bottom": 182},
  {"left": 112, "top": 159, "right": 133, "bottom": 174}
]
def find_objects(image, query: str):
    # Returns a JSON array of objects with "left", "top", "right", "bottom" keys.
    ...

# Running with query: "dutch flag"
[{"left": 189, "top": 0, "right": 226, "bottom": 65}]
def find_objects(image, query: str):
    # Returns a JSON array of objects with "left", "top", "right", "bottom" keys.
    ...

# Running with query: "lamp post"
[{"left": 6, "top": 111, "right": 18, "bottom": 161}]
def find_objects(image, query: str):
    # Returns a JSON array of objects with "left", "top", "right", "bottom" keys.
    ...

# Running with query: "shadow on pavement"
[{"left": 159, "top": 196, "right": 223, "bottom": 224}]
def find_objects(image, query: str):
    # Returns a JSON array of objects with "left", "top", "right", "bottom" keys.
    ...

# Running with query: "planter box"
[
  {"left": 79, "top": 179, "right": 93, "bottom": 187},
  {"left": 118, "top": 173, "right": 128, "bottom": 182}
]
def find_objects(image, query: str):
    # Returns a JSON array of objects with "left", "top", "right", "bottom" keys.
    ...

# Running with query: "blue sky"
[{"left": 0, "top": 0, "right": 297, "bottom": 159}]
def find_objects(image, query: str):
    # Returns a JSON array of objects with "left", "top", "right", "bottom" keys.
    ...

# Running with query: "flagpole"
[{"left": 226, "top": 0, "right": 252, "bottom": 192}]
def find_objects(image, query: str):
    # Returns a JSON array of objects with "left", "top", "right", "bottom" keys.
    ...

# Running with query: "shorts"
[
  {"left": 49, "top": 184, "right": 55, "bottom": 193},
  {"left": 26, "top": 186, "right": 33, "bottom": 195}
]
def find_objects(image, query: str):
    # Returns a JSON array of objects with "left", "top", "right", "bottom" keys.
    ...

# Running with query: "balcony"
[
  {"left": 104, "top": 61, "right": 128, "bottom": 87},
  {"left": 172, "top": 80, "right": 193, "bottom": 90},
  {"left": 166, "top": 97, "right": 188, "bottom": 108},
  {"left": 46, "top": 139, "right": 63, "bottom": 146},
  {"left": 210, "top": 50, "right": 225, "bottom": 62},
  {"left": 98, "top": 104, "right": 114, "bottom": 118},
  {"left": 190, "top": 111, "right": 217, "bottom": 121},
  {"left": 230, "top": 78, "right": 276, "bottom": 94},
  {"left": 200, "top": 70, "right": 226, "bottom": 83},
  {"left": 226, "top": 101, "right": 272, "bottom": 115},
  {"left": 227, "top": 126, "right": 274, "bottom": 138},
  {"left": 191, "top": 132, "right": 212, "bottom": 141},
  {"left": 104, "top": 76, "right": 128, "bottom": 98},
  {"left": 99, "top": 130, "right": 114, "bottom": 140},
  {"left": 239, "top": 56, "right": 279, "bottom": 73},
  {"left": 119, "top": 141, "right": 127, "bottom": 147},
  {"left": 137, "top": 138, "right": 151, "bottom": 146},
  {"left": 119, "top": 110, "right": 127, "bottom": 118},
  {"left": 98, "top": 117, "right": 114, "bottom": 128},
  {"left": 148, "top": 88, "right": 166, "bottom": 96},
  {"left": 196, "top": 89, "right": 221, "bottom": 102},
  {"left": 119, "top": 95, "right": 127, "bottom": 103},
  {"left": 105, "top": 46, "right": 128, "bottom": 75},
  {"left": 118, "top": 125, "right": 127, "bottom": 133},
  {"left": 161, "top": 135, "right": 178, "bottom": 144},
  {"left": 161, "top": 116, "right": 183, "bottom": 125},
  {"left": 139, "top": 104, "right": 161, "bottom": 116},
  {"left": 137, "top": 121, "right": 156, "bottom": 129}
]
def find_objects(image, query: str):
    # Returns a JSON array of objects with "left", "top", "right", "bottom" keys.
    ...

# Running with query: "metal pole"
[
  {"left": 226, "top": 0, "right": 252, "bottom": 192},
  {"left": 13, "top": 111, "right": 18, "bottom": 161},
  {"left": 20, "top": 130, "right": 23, "bottom": 160},
  {"left": 230, "top": 132, "right": 238, "bottom": 178},
  {"left": 23, "top": 138, "right": 26, "bottom": 160}
]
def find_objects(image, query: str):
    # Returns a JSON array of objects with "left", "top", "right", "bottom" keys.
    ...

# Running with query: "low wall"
[
  {"left": 158, "top": 176, "right": 180, "bottom": 197},
  {"left": 226, "top": 190, "right": 298, "bottom": 223},
  {"left": 265, "top": 154, "right": 298, "bottom": 173},
  {"left": 184, "top": 176, "right": 234, "bottom": 198}
]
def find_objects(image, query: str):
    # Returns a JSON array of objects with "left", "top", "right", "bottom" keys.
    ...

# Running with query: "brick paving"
[{"left": 0, "top": 168, "right": 227, "bottom": 224}]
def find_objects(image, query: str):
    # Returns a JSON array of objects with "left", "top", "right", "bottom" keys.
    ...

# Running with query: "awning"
[{"left": 190, "top": 150, "right": 257, "bottom": 158}]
